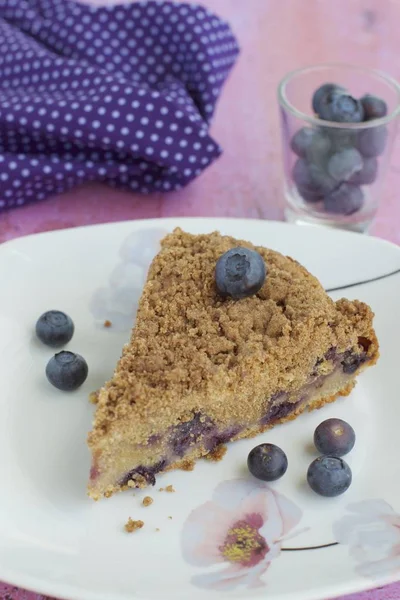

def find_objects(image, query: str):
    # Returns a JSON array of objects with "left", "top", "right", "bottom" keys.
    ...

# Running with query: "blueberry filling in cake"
[{"left": 87, "top": 228, "right": 379, "bottom": 499}]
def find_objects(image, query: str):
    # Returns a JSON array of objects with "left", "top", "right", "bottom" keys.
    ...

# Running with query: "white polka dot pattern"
[{"left": 0, "top": 0, "right": 239, "bottom": 208}]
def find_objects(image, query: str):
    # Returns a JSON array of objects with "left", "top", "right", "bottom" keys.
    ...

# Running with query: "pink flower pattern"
[
  {"left": 181, "top": 478, "right": 302, "bottom": 590},
  {"left": 333, "top": 500, "right": 400, "bottom": 579}
]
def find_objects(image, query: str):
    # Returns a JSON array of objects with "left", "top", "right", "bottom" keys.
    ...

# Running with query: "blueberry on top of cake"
[{"left": 87, "top": 228, "right": 378, "bottom": 499}]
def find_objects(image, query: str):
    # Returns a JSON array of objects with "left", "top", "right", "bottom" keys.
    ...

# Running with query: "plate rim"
[
  {"left": 1, "top": 560, "right": 399, "bottom": 600},
  {"left": 1, "top": 216, "right": 400, "bottom": 255}
]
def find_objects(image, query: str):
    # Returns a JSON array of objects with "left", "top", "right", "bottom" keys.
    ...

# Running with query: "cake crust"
[{"left": 87, "top": 228, "right": 379, "bottom": 498}]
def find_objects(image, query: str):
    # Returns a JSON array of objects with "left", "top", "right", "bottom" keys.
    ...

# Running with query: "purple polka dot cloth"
[{"left": 0, "top": 0, "right": 239, "bottom": 209}]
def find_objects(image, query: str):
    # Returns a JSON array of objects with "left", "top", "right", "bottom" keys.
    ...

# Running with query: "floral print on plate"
[
  {"left": 182, "top": 478, "right": 400, "bottom": 590},
  {"left": 181, "top": 478, "right": 302, "bottom": 590},
  {"left": 333, "top": 500, "right": 400, "bottom": 579},
  {"left": 90, "top": 228, "right": 168, "bottom": 330}
]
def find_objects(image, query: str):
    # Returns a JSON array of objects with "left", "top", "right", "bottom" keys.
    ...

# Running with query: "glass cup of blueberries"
[{"left": 278, "top": 64, "right": 400, "bottom": 232}]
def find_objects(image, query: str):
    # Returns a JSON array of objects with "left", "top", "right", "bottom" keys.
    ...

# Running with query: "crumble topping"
[
  {"left": 104, "top": 320, "right": 112, "bottom": 328},
  {"left": 124, "top": 518, "right": 144, "bottom": 533},
  {"left": 142, "top": 496, "right": 153, "bottom": 507},
  {"left": 89, "top": 228, "right": 377, "bottom": 449}
]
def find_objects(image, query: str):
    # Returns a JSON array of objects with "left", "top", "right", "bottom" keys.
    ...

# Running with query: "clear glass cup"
[{"left": 278, "top": 64, "right": 400, "bottom": 232}]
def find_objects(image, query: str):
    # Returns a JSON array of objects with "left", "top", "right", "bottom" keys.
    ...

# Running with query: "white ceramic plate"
[{"left": 0, "top": 217, "right": 400, "bottom": 600}]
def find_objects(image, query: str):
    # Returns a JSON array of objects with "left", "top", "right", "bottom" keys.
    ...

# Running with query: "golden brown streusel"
[
  {"left": 104, "top": 320, "right": 112, "bottom": 328},
  {"left": 142, "top": 496, "right": 153, "bottom": 507},
  {"left": 165, "top": 485, "right": 175, "bottom": 493}
]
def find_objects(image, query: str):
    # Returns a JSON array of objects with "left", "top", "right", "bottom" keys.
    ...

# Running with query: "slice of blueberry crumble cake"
[{"left": 87, "top": 228, "right": 379, "bottom": 499}]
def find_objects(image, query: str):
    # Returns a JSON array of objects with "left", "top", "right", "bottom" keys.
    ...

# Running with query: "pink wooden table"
[{"left": 1, "top": 1, "right": 400, "bottom": 599}]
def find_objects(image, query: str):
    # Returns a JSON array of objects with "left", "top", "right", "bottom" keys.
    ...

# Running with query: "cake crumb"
[
  {"left": 124, "top": 518, "right": 144, "bottom": 533},
  {"left": 165, "top": 485, "right": 175, "bottom": 493},
  {"left": 104, "top": 320, "right": 112, "bottom": 328},
  {"left": 159, "top": 487, "right": 164, "bottom": 492},
  {"left": 179, "top": 459, "right": 195, "bottom": 471},
  {"left": 142, "top": 496, "right": 153, "bottom": 507},
  {"left": 89, "top": 391, "right": 99, "bottom": 405},
  {"left": 206, "top": 445, "right": 227, "bottom": 462}
]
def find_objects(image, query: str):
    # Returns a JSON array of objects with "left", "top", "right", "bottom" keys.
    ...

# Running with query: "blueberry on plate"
[
  {"left": 46, "top": 351, "right": 88, "bottom": 391},
  {"left": 312, "top": 83, "right": 346, "bottom": 116},
  {"left": 357, "top": 125, "right": 388, "bottom": 158},
  {"left": 360, "top": 94, "right": 388, "bottom": 120},
  {"left": 36, "top": 310, "right": 74, "bottom": 347},
  {"left": 314, "top": 418, "right": 356, "bottom": 457},
  {"left": 247, "top": 443, "right": 288, "bottom": 482},
  {"left": 324, "top": 183, "right": 364, "bottom": 215},
  {"left": 319, "top": 92, "right": 365, "bottom": 123},
  {"left": 290, "top": 127, "right": 331, "bottom": 161},
  {"left": 215, "top": 247, "right": 266, "bottom": 300},
  {"left": 349, "top": 157, "right": 378, "bottom": 185},
  {"left": 307, "top": 456, "right": 352, "bottom": 497},
  {"left": 327, "top": 148, "right": 363, "bottom": 182}
]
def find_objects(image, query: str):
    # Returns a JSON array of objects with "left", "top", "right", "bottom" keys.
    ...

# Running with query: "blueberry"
[
  {"left": 349, "top": 157, "right": 378, "bottom": 185},
  {"left": 292, "top": 159, "right": 336, "bottom": 201},
  {"left": 247, "top": 443, "right": 288, "bottom": 482},
  {"left": 319, "top": 92, "right": 365, "bottom": 123},
  {"left": 357, "top": 125, "right": 388, "bottom": 158},
  {"left": 341, "top": 350, "right": 367, "bottom": 374},
  {"left": 327, "top": 148, "right": 363, "bottom": 182},
  {"left": 312, "top": 83, "right": 346, "bottom": 116},
  {"left": 292, "top": 159, "right": 314, "bottom": 192},
  {"left": 119, "top": 459, "right": 167, "bottom": 488},
  {"left": 290, "top": 127, "right": 331, "bottom": 161},
  {"left": 307, "top": 456, "right": 352, "bottom": 497},
  {"left": 261, "top": 399, "right": 301, "bottom": 425},
  {"left": 296, "top": 186, "right": 323, "bottom": 204},
  {"left": 360, "top": 94, "right": 388, "bottom": 120},
  {"left": 46, "top": 351, "right": 88, "bottom": 391},
  {"left": 327, "top": 129, "right": 357, "bottom": 154},
  {"left": 307, "top": 165, "right": 337, "bottom": 196},
  {"left": 215, "top": 247, "right": 266, "bottom": 300},
  {"left": 36, "top": 310, "right": 74, "bottom": 347},
  {"left": 169, "top": 413, "right": 214, "bottom": 457},
  {"left": 314, "top": 418, "right": 355, "bottom": 457},
  {"left": 324, "top": 183, "right": 364, "bottom": 215}
]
